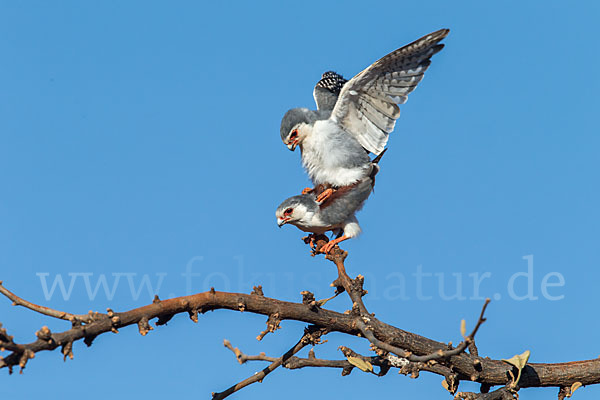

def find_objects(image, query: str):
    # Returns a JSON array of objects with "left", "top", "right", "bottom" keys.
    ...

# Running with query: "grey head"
[
  {"left": 280, "top": 108, "right": 328, "bottom": 151},
  {"left": 275, "top": 194, "right": 318, "bottom": 227}
]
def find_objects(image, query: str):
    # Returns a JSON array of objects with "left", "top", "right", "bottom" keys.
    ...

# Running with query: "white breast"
[
  {"left": 301, "top": 120, "right": 369, "bottom": 187},
  {"left": 292, "top": 211, "right": 340, "bottom": 235}
]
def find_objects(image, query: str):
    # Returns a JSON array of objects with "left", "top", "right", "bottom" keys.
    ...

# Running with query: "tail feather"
[
  {"left": 369, "top": 148, "right": 388, "bottom": 188},
  {"left": 372, "top": 148, "right": 387, "bottom": 164}
]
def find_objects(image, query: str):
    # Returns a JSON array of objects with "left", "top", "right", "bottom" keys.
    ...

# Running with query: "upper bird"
[{"left": 280, "top": 29, "right": 449, "bottom": 188}]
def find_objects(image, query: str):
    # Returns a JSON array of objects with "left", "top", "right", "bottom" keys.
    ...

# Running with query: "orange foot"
[
  {"left": 301, "top": 187, "right": 313, "bottom": 195},
  {"left": 316, "top": 188, "right": 334, "bottom": 203},
  {"left": 302, "top": 234, "right": 316, "bottom": 249},
  {"left": 320, "top": 235, "right": 349, "bottom": 254}
]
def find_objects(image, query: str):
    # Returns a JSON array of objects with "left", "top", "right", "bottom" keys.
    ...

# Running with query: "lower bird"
[{"left": 276, "top": 153, "right": 384, "bottom": 253}]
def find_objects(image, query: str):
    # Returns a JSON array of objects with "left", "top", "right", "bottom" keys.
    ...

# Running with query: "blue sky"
[{"left": 1, "top": 1, "right": 599, "bottom": 399}]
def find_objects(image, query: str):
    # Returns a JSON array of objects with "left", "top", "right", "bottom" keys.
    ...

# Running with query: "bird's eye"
[
  {"left": 284, "top": 208, "right": 293, "bottom": 216},
  {"left": 289, "top": 129, "right": 298, "bottom": 140}
]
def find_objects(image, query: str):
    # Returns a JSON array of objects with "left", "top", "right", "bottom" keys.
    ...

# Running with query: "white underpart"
[
  {"left": 300, "top": 119, "right": 370, "bottom": 187},
  {"left": 292, "top": 210, "right": 334, "bottom": 235},
  {"left": 291, "top": 211, "right": 361, "bottom": 239}
]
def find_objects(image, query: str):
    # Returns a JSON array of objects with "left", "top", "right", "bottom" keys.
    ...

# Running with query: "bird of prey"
[
  {"left": 276, "top": 152, "right": 384, "bottom": 253},
  {"left": 280, "top": 29, "right": 449, "bottom": 194}
]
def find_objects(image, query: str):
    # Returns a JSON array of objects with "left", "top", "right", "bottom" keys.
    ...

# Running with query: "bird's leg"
[
  {"left": 301, "top": 187, "right": 313, "bottom": 195},
  {"left": 315, "top": 188, "right": 334, "bottom": 203},
  {"left": 320, "top": 235, "right": 349, "bottom": 254}
]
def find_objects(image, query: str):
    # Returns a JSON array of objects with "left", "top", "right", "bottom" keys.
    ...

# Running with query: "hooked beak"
[
  {"left": 287, "top": 140, "right": 298, "bottom": 151},
  {"left": 277, "top": 217, "right": 290, "bottom": 228}
]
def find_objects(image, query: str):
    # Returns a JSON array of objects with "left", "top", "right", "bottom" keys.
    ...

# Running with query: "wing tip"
[{"left": 430, "top": 28, "right": 450, "bottom": 41}]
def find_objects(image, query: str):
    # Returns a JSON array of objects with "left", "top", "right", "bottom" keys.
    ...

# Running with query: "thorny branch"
[
  {"left": 0, "top": 281, "right": 101, "bottom": 324},
  {"left": 211, "top": 325, "right": 327, "bottom": 400},
  {"left": 454, "top": 386, "right": 519, "bottom": 400},
  {"left": 355, "top": 298, "right": 490, "bottom": 363},
  {"left": 1, "top": 243, "right": 600, "bottom": 399},
  {"left": 223, "top": 338, "right": 451, "bottom": 378}
]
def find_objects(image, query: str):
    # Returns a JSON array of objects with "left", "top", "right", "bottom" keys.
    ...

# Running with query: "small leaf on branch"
[
  {"left": 346, "top": 356, "right": 372, "bottom": 372},
  {"left": 442, "top": 379, "right": 450, "bottom": 392},
  {"left": 567, "top": 381, "right": 583, "bottom": 397},
  {"left": 460, "top": 319, "right": 466, "bottom": 338},
  {"left": 502, "top": 350, "right": 530, "bottom": 385}
]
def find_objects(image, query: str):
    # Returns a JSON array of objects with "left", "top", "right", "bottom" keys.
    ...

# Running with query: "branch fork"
[{"left": 0, "top": 247, "right": 596, "bottom": 399}]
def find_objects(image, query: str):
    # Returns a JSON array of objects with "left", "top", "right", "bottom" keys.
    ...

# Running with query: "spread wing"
[
  {"left": 313, "top": 71, "right": 348, "bottom": 111},
  {"left": 330, "top": 29, "right": 449, "bottom": 155}
]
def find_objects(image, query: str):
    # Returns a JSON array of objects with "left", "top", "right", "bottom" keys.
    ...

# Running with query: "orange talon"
[
  {"left": 302, "top": 234, "right": 317, "bottom": 249},
  {"left": 301, "top": 187, "right": 313, "bottom": 195},
  {"left": 316, "top": 188, "right": 334, "bottom": 203},
  {"left": 320, "top": 235, "right": 349, "bottom": 254}
]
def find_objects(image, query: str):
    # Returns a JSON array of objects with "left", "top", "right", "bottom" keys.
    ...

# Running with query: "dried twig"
[
  {"left": 312, "top": 237, "right": 370, "bottom": 316},
  {"left": 212, "top": 326, "right": 327, "bottom": 400},
  {"left": 223, "top": 339, "right": 399, "bottom": 376},
  {"left": 454, "top": 386, "right": 517, "bottom": 400},
  {"left": 0, "top": 281, "right": 100, "bottom": 324},
  {"left": 359, "top": 298, "right": 490, "bottom": 363}
]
